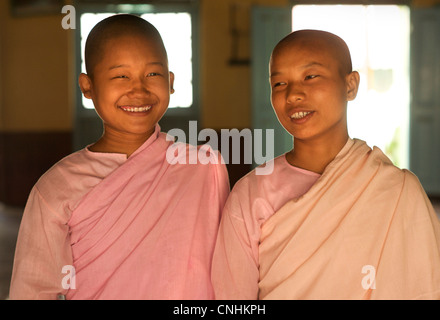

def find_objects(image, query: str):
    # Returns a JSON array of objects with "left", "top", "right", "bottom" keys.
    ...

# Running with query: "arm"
[
  {"left": 9, "top": 187, "right": 73, "bottom": 300},
  {"left": 211, "top": 188, "right": 260, "bottom": 300},
  {"left": 400, "top": 170, "right": 440, "bottom": 299},
  {"left": 371, "top": 170, "right": 440, "bottom": 299}
]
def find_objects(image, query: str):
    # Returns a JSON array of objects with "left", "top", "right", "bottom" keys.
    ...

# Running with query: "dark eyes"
[
  {"left": 273, "top": 82, "right": 285, "bottom": 88},
  {"left": 112, "top": 72, "right": 160, "bottom": 80},
  {"left": 272, "top": 75, "right": 319, "bottom": 88},
  {"left": 305, "top": 74, "right": 319, "bottom": 80}
]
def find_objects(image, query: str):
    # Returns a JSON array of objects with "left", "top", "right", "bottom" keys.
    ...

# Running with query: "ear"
[
  {"left": 346, "top": 71, "right": 360, "bottom": 101},
  {"left": 78, "top": 73, "right": 93, "bottom": 99},
  {"left": 169, "top": 71, "right": 175, "bottom": 94}
]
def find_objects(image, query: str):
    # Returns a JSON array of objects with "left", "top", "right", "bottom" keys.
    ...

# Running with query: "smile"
[
  {"left": 119, "top": 105, "right": 152, "bottom": 113},
  {"left": 290, "top": 111, "right": 312, "bottom": 119}
]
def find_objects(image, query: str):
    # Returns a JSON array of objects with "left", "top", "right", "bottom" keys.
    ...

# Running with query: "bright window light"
[{"left": 80, "top": 12, "right": 193, "bottom": 109}]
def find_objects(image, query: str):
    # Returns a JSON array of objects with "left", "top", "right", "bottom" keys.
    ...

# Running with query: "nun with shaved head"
[
  {"left": 10, "top": 14, "right": 230, "bottom": 300},
  {"left": 212, "top": 29, "right": 440, "bottom": 300}
]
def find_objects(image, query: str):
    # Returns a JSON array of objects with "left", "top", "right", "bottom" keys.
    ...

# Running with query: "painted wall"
[
  {"left": 200, "top": 0, "right": 288, "bottom": 129},
  {"left": 0, "top": 0, "right": 73, "bottom": 132}
]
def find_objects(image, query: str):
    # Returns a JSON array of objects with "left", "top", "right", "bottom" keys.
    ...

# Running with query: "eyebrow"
[
  {"left": 301, "top": 61, "right": 326, "bottom": 69},
  {"left": 108, "top": 62, "right": 165, "bottom": 70},
  {"left": 270, "top": 61, "right": 326, "bottom": 78}
]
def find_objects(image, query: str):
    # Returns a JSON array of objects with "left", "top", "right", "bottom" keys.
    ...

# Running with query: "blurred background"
[{"left": 1, "top": 0, "right": 439, "bottom": 299}]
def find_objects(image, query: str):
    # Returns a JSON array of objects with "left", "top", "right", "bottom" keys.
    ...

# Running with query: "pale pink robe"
[
  {"left": 10, "top": 125, "right": 229, "bottom": 300},
  {"left": 212, "top": 150, "right": 320, "bottom": 299},
  {"left": 212, "top": 138, "right": 440, "bottom": 300}
]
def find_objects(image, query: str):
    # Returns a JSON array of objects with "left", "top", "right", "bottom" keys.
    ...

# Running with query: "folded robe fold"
[
  {"left": 212, "top": 138, "right": 440, "bottom": 299},
  {"left": 10, "top": 125, "right": 229, "bottom": 300}
]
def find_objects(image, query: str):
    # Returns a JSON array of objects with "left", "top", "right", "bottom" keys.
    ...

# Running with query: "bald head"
[
  {"left": 272, "top": 30, "right": 353, "bottom": 77},
  {"left": 85, "top": 14, "right": 167, "bottom": 78}
]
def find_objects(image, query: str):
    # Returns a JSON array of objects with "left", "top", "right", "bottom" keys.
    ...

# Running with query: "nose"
[
  {"left": 128, "top": 77, "right": 150, "bottom": 97},
  {"left": 286, "top": 83, "right": 305, "bottom": 104}
]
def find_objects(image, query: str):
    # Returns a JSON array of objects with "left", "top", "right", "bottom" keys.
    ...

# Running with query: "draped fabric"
[
  {"left": 11, "top": 125, "right": 229, "bottom": 299},
  {"left": 213, "top": 139, "right": 440, "bottom": 300},
  {"left": 212, "top": 149, "right": 320, "bottom": 299}
]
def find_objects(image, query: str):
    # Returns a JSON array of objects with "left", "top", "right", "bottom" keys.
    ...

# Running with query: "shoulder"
[
  {"left": 232, "top": 155, "right": 284, "bottom": 193},
  {"left": 33, "top": 148, "right": 123, "bottom": 212},
  {"left": 367, "top": 145, "right": 430, "bottom": 200},
  {"left": 22, "top": 149, "right": 90, "bottom": 218},
  {"left": 226, "top": 155, "right": 286, "bottom": 213},
  {"left": 400, "top": 169, "right": 429, "bottom": 197},
  {"left": 37, "top": 146, "right": 126, "bottom": 187},
  {"left": 362, "top": 144, "right": 406, "bottom": 184},
  {"left": 220, "top": 156, "right": 287, "bottom": 228},
  {"left": 394, "top": 169, "right": 439, "bottom": 234},
  {"left": 165, "top": 141, "right": 230, "bottom": 186},
  {"left": 166, "top": 141, "right": 227, "bottom": 169},
  {"left": 35, "top": 149, "right": 88, "bottom": 190}
]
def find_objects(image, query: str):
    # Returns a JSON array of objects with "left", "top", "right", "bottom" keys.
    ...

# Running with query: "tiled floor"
[{"left": 1, "top": 200, "right": 439, "bottom": 300}]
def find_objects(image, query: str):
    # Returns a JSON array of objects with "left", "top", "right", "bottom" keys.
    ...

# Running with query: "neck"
[
  {"left": 88, "top": 126, "right": 155, "bottom": 158},
  {"left": 287, "top": 133, "right": 349, "bottom": 174}
]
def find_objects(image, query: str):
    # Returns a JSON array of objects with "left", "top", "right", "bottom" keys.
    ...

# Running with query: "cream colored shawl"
[{"left": 259, "top": 139, "right": 440, "bottom": 299}]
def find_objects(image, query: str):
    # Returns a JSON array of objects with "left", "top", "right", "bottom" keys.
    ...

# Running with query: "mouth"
[
  {"left": 290, "top": 111, "right": 313, "bottom": 119},
  {"left": 119, "top": 105, "right": 152, "bottom": 113}
]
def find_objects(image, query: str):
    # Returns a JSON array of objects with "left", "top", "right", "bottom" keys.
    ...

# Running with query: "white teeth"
[
  {"left": 121, "top": 106, "right": 152, "bottom": 112},
  {"left": 291, "top": 111, "right": 311, "bottom": 119}
]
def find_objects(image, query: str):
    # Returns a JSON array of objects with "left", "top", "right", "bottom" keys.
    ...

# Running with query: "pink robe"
[
  {"left": 10, "top": 125, "right": 229, "bottom": 300},
  {"left": 212, "top": 138, "right": 440, "bottom": 299}
]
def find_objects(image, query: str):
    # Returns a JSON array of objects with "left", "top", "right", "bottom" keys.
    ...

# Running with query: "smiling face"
[
  {"left": 269, "top": 30, "right": 359, "bottom": 145},
  {"left": 79, "top": 33, "right": 174, "bottom": 140}
]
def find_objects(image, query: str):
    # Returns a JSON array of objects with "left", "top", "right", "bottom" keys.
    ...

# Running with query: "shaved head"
[
  {"left": 85, "top": 14, "right": 167, "bottom": 78},
  {"left": 271, "top": 30, "right": 353, "bottom": 77}
]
